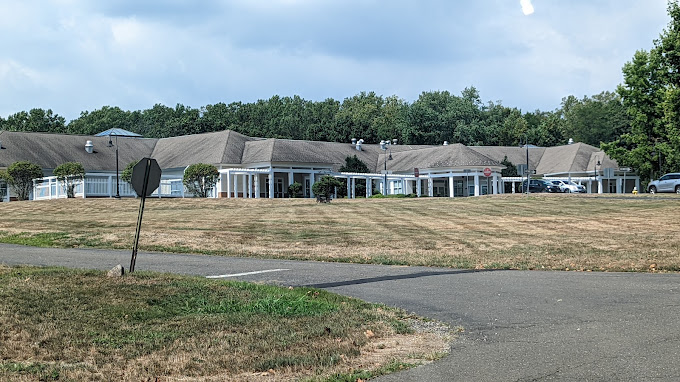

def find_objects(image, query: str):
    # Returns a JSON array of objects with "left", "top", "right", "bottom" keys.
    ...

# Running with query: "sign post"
[{"left": 129, "top": 158, "right": 162, "bottom": 272}]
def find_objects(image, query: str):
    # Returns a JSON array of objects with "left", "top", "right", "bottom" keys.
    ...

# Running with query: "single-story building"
[{"left": 0, "top": 129, "right": 639, "bottom": 201}]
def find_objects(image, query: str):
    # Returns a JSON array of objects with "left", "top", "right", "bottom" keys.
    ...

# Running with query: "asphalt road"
[{"left": 2, "top": 244, "right": 679, "bottom": 381}]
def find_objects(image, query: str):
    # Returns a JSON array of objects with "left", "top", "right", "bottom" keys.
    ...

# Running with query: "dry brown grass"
[
  {"left": 0, "top": 193, "right": 679, "bottom": 272},
  {"left": 0, "top": 266, "right": 451, "bottom": 381}
]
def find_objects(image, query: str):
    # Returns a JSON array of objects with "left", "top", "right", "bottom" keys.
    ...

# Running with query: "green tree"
[
  {"left": 53, "top": 162, "right": 85, "bottom": 198},
  {"left": 500, "top": 156, "right": 518, "bottom": 177},
  {"left": 0, "top": 170, "right": 8, "bottom": 201},
  {"left": 5, "top": 161, "right": 43, "bottom": 200},
  {"left": 338, "top": 155, "right": 372, "bottom": 196},
  {"left": 605, "top": 3, "right": 680, "bottom": 186},
  {"left": 560, "top": 92, "right": 629, "bottom": 146},
  {"left": 121, "top": 160, "right": 139, "bottom": 184},
  {"left": 311, "top": 175, "right": 342, "bottom": 201},
  {"left": 4, "top": 108, "right": 66, "bottom": 133},
  {"left": 183, "top": 163, "right": 219, "bottom": 197}
]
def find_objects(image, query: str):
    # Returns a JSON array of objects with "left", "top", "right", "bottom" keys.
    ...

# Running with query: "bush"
[
  {"left": 288, "top": 182, "right": 302, "bottom": 198},
  {"left": 4, "top": 161, "right": 43, "bottom": 201},
  {"left": 53, "top": 162, "right": 85, "bottom": 198},
  {"left": 121, "top": 160, "right": 139, "bottom": 184},
  {"left": 311, "top": 175, "right": 343, "bottom": 201},
  {"left": 183, "top": 163, "right": 219, "bottom": 198}
]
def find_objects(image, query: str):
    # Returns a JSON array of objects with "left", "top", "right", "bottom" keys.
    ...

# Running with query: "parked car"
[
  {"left": 521, "top": 179, "right": 560, "bottom": 193},
  {"left": 551, "top": 180, "right": 586, "bottom": 193},
  {"left": 648, "top": 173, "right": 680, "bottom": 194}
]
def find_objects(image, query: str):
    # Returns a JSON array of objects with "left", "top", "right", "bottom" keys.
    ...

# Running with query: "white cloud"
[{"left": 520, "top": 0, "right": 534, "bottom": 15}]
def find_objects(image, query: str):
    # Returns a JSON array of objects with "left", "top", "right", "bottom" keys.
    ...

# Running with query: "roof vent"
[
  {"left": 443, "top": 141, "right": 448, "bottom": 146},
  {"left": 568, "top": 138, "right": 574, "bottom": 145},
  {"left": 351, "top": 138, "right": 357, "bottom": 145},
  {"left": 356, "top": 139, "right": 364, "bottom": 151},
  {"left": 85, "top": 140, "right": 94, "bottom": 154}
]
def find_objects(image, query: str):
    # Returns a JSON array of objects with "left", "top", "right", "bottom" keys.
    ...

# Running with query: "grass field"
[
  {"left": 0, "top": 265, "right": 450, "bottom": 381},
  {"left": 0, "top": 194, "right": 679, "bottom": 272}
]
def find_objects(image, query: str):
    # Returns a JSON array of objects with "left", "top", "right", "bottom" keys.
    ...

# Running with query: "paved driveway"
[{"left": 2, "top": 244, "right": 679, "bottom": 381}]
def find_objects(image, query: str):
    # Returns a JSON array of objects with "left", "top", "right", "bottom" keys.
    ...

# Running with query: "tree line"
[{"left": 0, "top": 89, "right": 628, "bottom": 149}]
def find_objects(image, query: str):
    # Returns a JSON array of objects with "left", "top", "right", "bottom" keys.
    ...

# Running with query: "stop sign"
[
  {"left": 483, "top": 167, "right": 492, "bottom": 177},
  {"left": 131, "top": 158, "right": 162, "bottom": 197}
]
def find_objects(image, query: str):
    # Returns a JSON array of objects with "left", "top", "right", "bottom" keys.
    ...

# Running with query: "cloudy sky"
[{"left": 0, "top": 0, "right": 671, "bottom": 121}]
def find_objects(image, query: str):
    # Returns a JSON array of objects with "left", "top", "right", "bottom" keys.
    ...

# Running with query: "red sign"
[
  {"left": 483, "top": 167, "right": 492, "bottom": 177},
  {"left": 414, "top": 168, "right": 420, "bottom": 177}
]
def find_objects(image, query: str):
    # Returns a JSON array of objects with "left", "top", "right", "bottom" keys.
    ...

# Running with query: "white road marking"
[{"left": 206, "top": 269, "right": 290, "bottom": 279}]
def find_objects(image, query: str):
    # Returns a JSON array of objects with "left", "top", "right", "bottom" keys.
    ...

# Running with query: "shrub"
[
  {"left": 5, "top": 161, "right": 43, "bottom": 200},
  {"left": 311, "top": 175, "right": 342, "bottom": 201},
  {"left": 121, "top": 160, "right": 139, "bottom": 184},
  {"left": 183, "top": 163, "right": 219, "bottom": 198},
  {"left": 53, "top": 162, "right": 85, "bottom": 198},
  {"left": 288, "top": 182, "right": 302, "bottom": 198}
]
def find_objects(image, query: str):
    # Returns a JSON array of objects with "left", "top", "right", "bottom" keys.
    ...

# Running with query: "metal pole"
[
  {"left": 115, "top": 135, "right": 120, "bottom": 199},
  {"left": 130, "top": 159, "right": 151, "bottom": 272},
  {"left": 384, "top": 156, "right": 387, "bottom": 195},
  {"left": 525, "top": 135, "right": 529, "bottom": 195}
]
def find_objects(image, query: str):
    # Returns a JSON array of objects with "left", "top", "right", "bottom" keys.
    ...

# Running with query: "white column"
[
  {"left": 416, "top": 178, "right": 421, "bottom": 197},
  {"left": 366, "top": 178, "right": 372, "bottom": 197},
  {"left": 309, "top": 174, "right": 315, "bottom": 198},
  {"left": 242, "top": 174, "right": 247, "bottom": 198},
  {"left": 254, "top": 175, "right": 260, "bottom": 198},
  {"left": 512, "top": 182, "right": 516, "bottom": 194},
  {"left": 492, "top": 174, "right": 499, "bottom": 194},
  {"left": 234, "top": 174, "right": 239, "bottom": 199},
  {"left": 617, "top": 177, "right": 622, "bottom": 194},
  {"left": 347, "top": 177, "right": 351, "bottom": 198},
  {"left": 428, "top": 177, "right": 434, "bottom": 197},
  {"left": 597, "top": 177, "right": 603, "bottom": 194},
  {"left": 288, "top": 171, "right": 294, "bottom": 197},
  {"left": 248, "top": 174, "right": 252, "bottom": 198},
  {"left": 268, "top": 171, "right": 274, "bottom": 199},
  {"left": 108, "top": 175, "right": 113, "bottom": 197},
  {"left": 449, "top": 175, "right": 454, "bottom": 198},
  {"left": 587, "top": 181, "right": 592, "bottom": 193},
  {"left": 226, "top": 171, "right": 231, "bottom": 198},
  {"left": 474, "top": 174, "right": 480, "bottom": 196},
  {"left": 635, "top": 178, "right": 640, "bottom": 193}
]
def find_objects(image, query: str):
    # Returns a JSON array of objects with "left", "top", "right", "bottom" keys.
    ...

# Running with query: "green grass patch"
[{"left": 0, "top": 265, "right": 432, "bottom": 380}]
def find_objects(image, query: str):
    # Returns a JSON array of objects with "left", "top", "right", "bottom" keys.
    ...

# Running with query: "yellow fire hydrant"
[{"left": 632, "top": 187, "right": 638, "bottom": 195}]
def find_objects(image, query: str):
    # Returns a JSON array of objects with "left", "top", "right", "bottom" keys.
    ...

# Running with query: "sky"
[{"left": 0, "top": 0, "right": 672, "bottom": 122}]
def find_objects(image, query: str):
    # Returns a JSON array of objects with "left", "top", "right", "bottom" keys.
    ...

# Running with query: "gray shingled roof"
[
  {"left": 0, "top": 129, "right": 621, "bottom": 176},
  {"left": 242, "top": 139, "right": 395, "bottom": 172},
  {"left": 0, "top": 131, "right": 156, "bottom": 172},
  {"left": 151, "top": 130, "right": 253, "bottom": 169},
  {"left": 469, "top": 146, "right": 545, "bottom": 170},
  {"left": 386, "top": 144, "right": 500, "bottom": 172},
  {"left": 536, "top": 143, "right": 618, "bottom": 175}
]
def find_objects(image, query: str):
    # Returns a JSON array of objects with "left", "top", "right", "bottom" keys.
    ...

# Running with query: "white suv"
[{"left": 648, "top": 173, "right": 680, "bottom": 194}]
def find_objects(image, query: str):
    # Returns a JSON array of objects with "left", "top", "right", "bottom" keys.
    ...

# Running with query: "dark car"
[{"left": 521, "top": 179, "right": 560, "bottom": 193}]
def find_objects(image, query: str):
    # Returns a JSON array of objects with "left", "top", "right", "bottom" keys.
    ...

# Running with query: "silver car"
[
  {"left": 551, "top": 180, "right": 587, "bottom": 193},
  {"left": 648, "top": 173, "right": 680, "bottom": 194}
]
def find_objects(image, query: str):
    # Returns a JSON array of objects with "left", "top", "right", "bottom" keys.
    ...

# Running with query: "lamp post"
[
  {"left": 380, "top": 140, "right": 393, "bottom": 195},
  {"left": 107, "top": 134, "right": 120, "bottom": 199},
  {"left": 594, "top": 157, "right": 601, "bottom": 194}
]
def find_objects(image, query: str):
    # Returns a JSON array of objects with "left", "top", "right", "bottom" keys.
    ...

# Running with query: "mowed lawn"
[{"left": 0, "top": 194, "right": 678, "bottom": 272}]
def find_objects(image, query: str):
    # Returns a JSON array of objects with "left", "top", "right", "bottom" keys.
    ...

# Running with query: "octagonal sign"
[{"left": 131, "top": 158, "right": 162, "bottom": 197}]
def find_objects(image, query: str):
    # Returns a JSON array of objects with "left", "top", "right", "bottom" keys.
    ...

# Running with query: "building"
[{"left": 0, "top": 129, "right": 638, "bottom": 201}]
